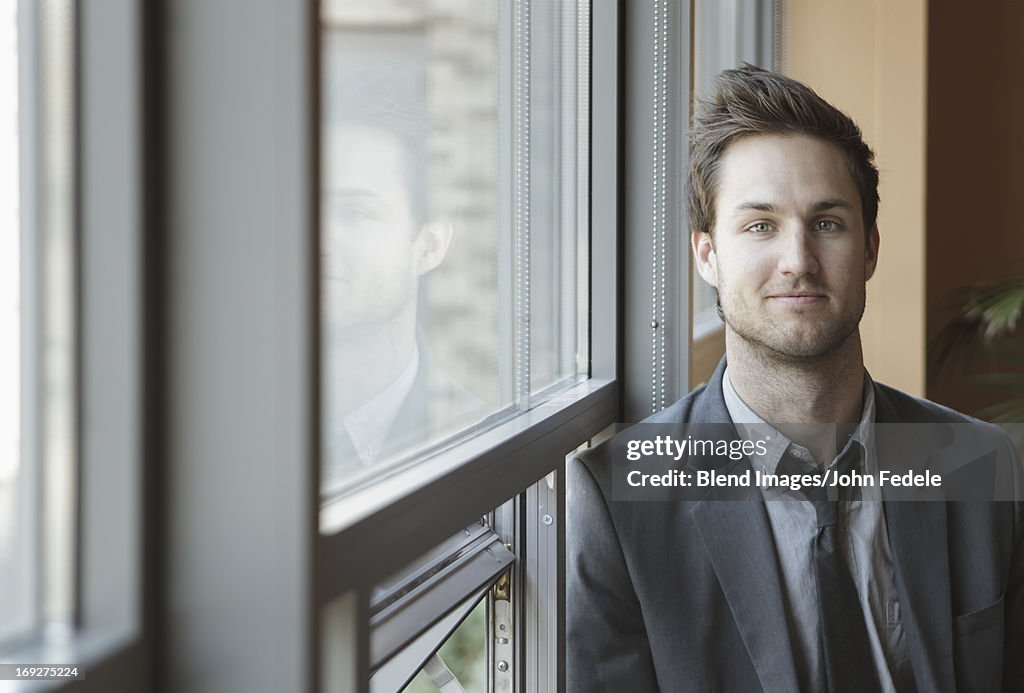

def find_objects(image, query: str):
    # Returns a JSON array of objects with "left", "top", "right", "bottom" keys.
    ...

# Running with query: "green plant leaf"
[{"left": 964, "top": 275, "right": 1024, "bottom": 340}]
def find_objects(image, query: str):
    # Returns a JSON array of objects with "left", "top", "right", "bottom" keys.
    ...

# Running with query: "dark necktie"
[{"left": 806, "top": 443, "right": 883, "bottom": 693}]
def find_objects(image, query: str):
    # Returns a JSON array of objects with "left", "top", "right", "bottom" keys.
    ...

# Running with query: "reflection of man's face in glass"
[{"left": 323, "top": 123, "right": 421, "bottom": 334}]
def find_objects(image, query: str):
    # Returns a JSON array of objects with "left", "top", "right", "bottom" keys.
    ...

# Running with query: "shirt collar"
[
  {"left": 343, "top": 344, "right": 420, "bottom": 465},
  {"left": 722, "top": 365, "right": 877, "bottom": 476}
]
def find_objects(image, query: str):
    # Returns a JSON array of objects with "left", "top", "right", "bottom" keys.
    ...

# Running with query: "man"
[
  {"left": 567, "top": 65, "right": 1023, "bottom": 692},
  {"left": 322, "top": 53, "right": 486, "bottom": 490}
]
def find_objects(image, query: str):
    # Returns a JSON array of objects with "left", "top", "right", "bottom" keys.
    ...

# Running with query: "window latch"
[
  {"left": 491, "top": 562, "right": 514, "bottom": 691},
  {"left": 491, "top": 569, "right": 510, "bottom": 602}
]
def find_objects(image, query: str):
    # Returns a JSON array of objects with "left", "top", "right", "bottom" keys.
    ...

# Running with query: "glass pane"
[
  {"left": 320, "top": 1, "right": 503, "bottom": 493},
  {"left": 0, "top": 0, "right": 76, "bottom": 645},
  {"left": 0, "top": 0, "right": 32, "bottom": 644},
  {"left": 320, "top": 0, "right": 590, "bottom": 493},
  {"left": 402, "top": 597, "right": 486, "bottom": 693},
  {"left": 691, "top": 0, "right": 774, "bottom": 335},
  {"left": 39, "top": 0, "right": 76, "bottom": 630},
  {"left": 528, "top": 0, "right": 589, "bottom": 395}
]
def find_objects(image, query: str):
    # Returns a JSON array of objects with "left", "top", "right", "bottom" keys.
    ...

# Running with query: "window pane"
[
  {"left": 528, "top": 0, "right": 589, "bottom": 396},
  {"left": 320, "top": 2, "right": 502, "bottom": 493},
  {"left": 0, "top": 0, "right": 76, "bottom": 645},
  {"left": 0, "top": 0, "right": 32, "bottom": 644},
  {"left": 402, "top": 597, "right": 486, "bottom": 693},
  {"left": 691, "top": 0, "right": 774, "bottom": 335},
  {"left": 320, "top": 0, "right": 590, "bottom": 492},
  {"left": 39, "top": 0, "right": 76, "bottom": 630}
]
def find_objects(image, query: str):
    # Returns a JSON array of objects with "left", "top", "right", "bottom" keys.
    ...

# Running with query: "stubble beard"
[{"left": 716, "top": 285, "right": 866, "bottom": 366}]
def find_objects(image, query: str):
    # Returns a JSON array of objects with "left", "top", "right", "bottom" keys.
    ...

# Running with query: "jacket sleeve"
[{"left": 566, "top": 450, "right": 659, "bottom": 693}]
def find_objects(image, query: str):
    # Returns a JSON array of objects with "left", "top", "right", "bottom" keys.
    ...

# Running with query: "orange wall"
[{"left": 782, "top": 0, "right": 928, "bottom": 396}]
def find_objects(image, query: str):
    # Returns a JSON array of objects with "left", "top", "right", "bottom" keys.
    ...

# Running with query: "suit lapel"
[
  {"left": 687, "top": 365, "right": 957, "bottom": 691},
  {"left": 692, "top": 487, "right": 801, "bottom": 692},
  {"left": 688, "top": 360, "right": 801, "bottom": 692},
  {"left": 875, "top": 384, "right": 955, "bottom": 691}
]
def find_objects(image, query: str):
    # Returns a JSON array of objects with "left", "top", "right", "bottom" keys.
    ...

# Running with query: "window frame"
[
  {"left": 4, "top": 0, "right": 44, "bottom": 651},
  {"left": 317, "top": 1, "right": 619, "bottom": 691},
  {"left": 0, "top": 0, "right": 152, "bottom": 690},
  {"left": 0, "top": 0, "right": 717, "bottom": 689},
  {"left": 620, "top": 0, "right": 693, "bottom": 423}
]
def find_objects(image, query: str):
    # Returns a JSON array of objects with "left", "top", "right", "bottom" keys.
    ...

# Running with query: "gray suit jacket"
[{"left": 567, "top": 359, "right": 1024, "bottom": 692}]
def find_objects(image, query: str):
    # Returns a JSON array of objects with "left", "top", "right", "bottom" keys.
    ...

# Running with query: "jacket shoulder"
[
  {"left": 875, "top": 381, "right": 998, "bottom": 426},
  {"left": 874, "top": 381, "right": 1021, "bottom": 474},
  {"left": 573, "top": 383, "right": 708, "bottom": 488}
]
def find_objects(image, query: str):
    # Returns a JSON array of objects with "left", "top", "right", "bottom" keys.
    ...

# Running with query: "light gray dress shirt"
[{"left": 722, "top": 368, "right": 913, "bottom": 692}]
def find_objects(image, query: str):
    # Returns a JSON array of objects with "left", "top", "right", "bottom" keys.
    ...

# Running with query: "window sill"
[
  {"left": 318, "top": 377, "right": 615, "bottom": 599},
  {"left": 0, "top": 625, "right": 144, "bottom": 692}
]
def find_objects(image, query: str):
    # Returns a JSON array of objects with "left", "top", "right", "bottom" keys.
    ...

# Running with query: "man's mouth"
[{"left": 766, "top": 292, "right": 827, "bottom": 305}]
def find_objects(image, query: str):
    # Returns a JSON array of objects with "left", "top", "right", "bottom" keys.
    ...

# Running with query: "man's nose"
[{"left": 777, "top": 227, "right": 820, "bottom": 277}]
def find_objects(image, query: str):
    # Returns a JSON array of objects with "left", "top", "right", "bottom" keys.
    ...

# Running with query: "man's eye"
[
  {"left": 747, "top": 222, "right": 773, "bottom": 234},
  {"left": 814, "top": 219, "right": 840, "bottom": 232},
  {"left": 335, "top": 205, "right": 374, "bottom": 224}
]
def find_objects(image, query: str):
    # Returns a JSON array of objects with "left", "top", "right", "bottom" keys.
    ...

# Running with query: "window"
[
  {"left": 346, "top": 468, "right": 564, "bottom": 693},
  {"left": 368, "top": 519, "right": 508, "bottom": 692},
  {"left": 399, "top": 597, "right": 487, "bottom": 693},
  {"left": 691, "top": 0, "right": 777, "bottom": 340},
  {"left": 319, "top": 0, "right": 508, "bottom": 493},
  {"left": 0, "top": 0, "right": 77, "bottom": 650},
  {"left": 320, "top": 0, "right": 589, "bottom": 497},
  {"left": 319, "top": 1, "right": 608, "bottom": 691},
  {"left": 0, "top": 0, "right": 781, "bottom": 688},
  {"left": 0, "top": 0, "right": 29, "bottom": 646},
  {"left": 0, "top": 0, "right": 149, "bottom": 688}
]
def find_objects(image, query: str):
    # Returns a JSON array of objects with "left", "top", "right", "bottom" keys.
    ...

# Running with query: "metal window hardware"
[{"left": 492, "top": 569, "right": 511, "bottom": 602}]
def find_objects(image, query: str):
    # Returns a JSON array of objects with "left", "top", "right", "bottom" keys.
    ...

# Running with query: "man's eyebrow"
[
  {"left": 733, "top": 201, "right": 777, "bottom": 213},
  {"left": 732, "top": 199, "right": 853, "bottom": 213},
  {"left": 810, "top": 198, "right": 853, "bottom": 212},
  {"left": 325, "top": 187, "right": 382, "bottom": 199}
]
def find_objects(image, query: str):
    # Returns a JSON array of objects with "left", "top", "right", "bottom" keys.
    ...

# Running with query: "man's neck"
[
  {"left": 327, "top": 318, "right": 417, "bottom": 416},
  {"left": 725, "top": 329, "right": 866, "bottom": 463}
]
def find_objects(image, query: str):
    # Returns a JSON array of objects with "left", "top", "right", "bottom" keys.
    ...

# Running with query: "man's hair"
[
  {"left": 325, "top": 50, "right": 429, "bottom": 228},
  {"left": 687, "top": 64, "right": 879, "bottom": 237}
]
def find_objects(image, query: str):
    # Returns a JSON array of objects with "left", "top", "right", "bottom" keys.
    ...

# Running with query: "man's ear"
[
  {"left": 691, "top": 230, "right": 719, "bottom": 287},
  {"left": 864, "top": 223, "right": 880, "bottom": 281},
  {"left": 415, "top": 220, "right": 454, "bottom": 276}
]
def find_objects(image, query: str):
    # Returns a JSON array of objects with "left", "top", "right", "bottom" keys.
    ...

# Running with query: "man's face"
[
  {"left": 322, "top": 123, "right": 422, "bottom": 334},
  {"left": 692, "top": 134, "right": 879, "bottom": 361}
]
